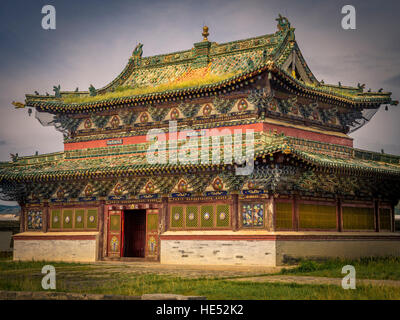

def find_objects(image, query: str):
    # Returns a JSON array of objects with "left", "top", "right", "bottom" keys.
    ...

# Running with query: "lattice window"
[
  {"left": 275, "top": 202, "right": 292, "bottom": 230},
  {"left": 51, "top": 209, "right": 61, "bottom": 229},
  {"left": 50, "top": 208, "right": 98, "bottom": 230},
  {"left": 216, "top": 204, "right": 230, "bottom": 227},
  {"left": 200, "top": 205, "right": 214, "bottom": 228},
  {"left": 170, "top": 203, "right": 231, "bottom": 229},
  {"left": 171, "top": 206, "right": 184, "bottom": 228},
  {"left": 74, "top": 209, "right": 85, "bottom": 229},
  {"left": 343, "top": 206, "right": 374, "bottom": 230},
  {"left": 379, "top": 208, "right": 391, "bottom": 231},
  {"left": 185, "top": 206, "right": 199, "bottom": 228},
  {"left": 299, "top": 204, "right": 336, "bottom": 230},
  {"left": 86, "top": 209, "right": 98, "bottom": 229},
  {"left": 62, "top": 209, "right": 73, "bottom": 229}
]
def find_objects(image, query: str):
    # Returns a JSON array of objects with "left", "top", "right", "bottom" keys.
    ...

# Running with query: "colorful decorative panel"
[
  {"left": 110, "top": 215, "right": 121, "bottom": 231},
  {"left": 110, "top": 236, "right": 119, "bottom": 253},
  {"left": 242, "top": 204, "right": 253, "bottom": 227},
  {"left": 343, "top": 206, "right": 374, "bottom": 230},
  {"left": 27, "top": 210, "right": 42, "bottom": 230},
  {"left": 86, "top": 209, "right": 98, "bottom": 229},
  {"left": 216, "top": 204, "right": 230, "bottom": 227},
  {"left": 146, "top": 211, "right": 159, "bottom": 257},
  {"left": 171, "top": 206, "right": 184, "bottom": 228},
  {"left": 147, "top": 213, "right": 158, "bottom": 232},
  {"left": 74, "top": 209, "right": 85, "bottom": 229},
  {"left": 51, "top": 209, "right": 61, "bottom": 229},
  {"left": 62, "top": 209, "right": 73, "bottom": 229},
  {"left": 147, "top": 235, "right": 157, "bottom": 256},
  {"left": 379, "top": 208, "right": 391, "bottom": 231},
  {"left": 185, "top": 206, "right": 198, "bottom": 228},
  {"left": 252, "top": 204, "right": 264, "bottom": 227},
  {"left": 275, "top": 202, "right": 292, "bottom": 230},
  {"left": 299, "top": 204, "right": 336, "bottom": 230},
  {"left": 242, "top": 203, "right": 264, "bottom": 227},
  {"left": 200, "top": 205, "right": 214, "bottom": 228}
]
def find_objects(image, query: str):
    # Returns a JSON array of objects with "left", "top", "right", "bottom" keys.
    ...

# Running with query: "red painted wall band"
[
  {"left": 65, "top": 121, "right": 352, "bottom": 151},
  {"left": 263, "top": 122, "right": 353, "bottom": 147},
  {"left": 13, "top": 235, "right": 97, "bottom": 241},
  {"left": 159, "top": 234, "right": 400, "bottom": 241}
]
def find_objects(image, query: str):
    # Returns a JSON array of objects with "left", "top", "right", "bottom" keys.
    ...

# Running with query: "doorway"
[{"left": 123, "top": 210, "right": 146, "bottom": 257}]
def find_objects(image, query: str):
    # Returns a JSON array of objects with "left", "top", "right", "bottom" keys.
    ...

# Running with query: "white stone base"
[
  {"left": 160, "top": 231, "right": 400, "bottom": 267},
  {"left": 160, "top": 239, "right": 276, "bottom": 266},
  {"left": 276, "top": 239, "right": 400, "bottom": 265},
  {"left": 13, "top": 232, "right": 99, "bottom": 262}
]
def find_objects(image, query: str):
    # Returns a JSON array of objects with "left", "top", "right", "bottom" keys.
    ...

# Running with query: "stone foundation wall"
[
  {"left": 276, "top": 239, "right": 400, "bottom": 265},
  {"left": 13, "top": 234, "right": 99, "bottom": 262},
  {"left": 160, "top": 233, "right": 400, "bottom": 267},
  {"left": 160, "top": 239, "right": 276, "bottom": 266}
]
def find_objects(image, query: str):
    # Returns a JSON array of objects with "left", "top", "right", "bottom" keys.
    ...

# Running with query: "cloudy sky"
[{"left": 0, "top": 0, "right": 399, "bottom": 205}]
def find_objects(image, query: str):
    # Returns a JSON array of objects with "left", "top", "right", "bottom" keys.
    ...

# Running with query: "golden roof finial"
[{"left": 202, "top": 26, "right": 209, "bottom": 41}]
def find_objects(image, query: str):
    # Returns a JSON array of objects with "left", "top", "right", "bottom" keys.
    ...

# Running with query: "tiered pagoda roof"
[
  {"left": 1, "top": 132, "right": 399, "bottom": 183},
  {"left": 16, "top": 16, "right": 397, "bottom": 114}
]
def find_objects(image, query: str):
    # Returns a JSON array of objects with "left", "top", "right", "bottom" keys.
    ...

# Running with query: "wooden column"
[
  {"left": 374, "top": 199, "right": 379, "bottom": 232},
  {"left": 98, "top": 201, "right": 105, "bottom": 260},
  {"left": 232, "top": 194, "right": 239, "bottom": 231},
  {"left": 161, "top": 196, "right": 169, "bottom": 232},
  {"left": 43, "top": 202, "right": 49, "bottom": 233},
  {"left": 268, "top": 195, "right": 275, "bottom": 231},
  {"left": 102, "top": 204, "right": 109, "bottom": 258},
  {"left": 391, "top": 202, "right": 396, "bottom": 233},
  {"left": 19, "top": 204, "right": 25, "bottom": 233},
  {"left": 337, "top": 197, "right": 343, "bottom": 232},
  {"left": 292, "top": 195, "right": 299, "bottom": 231}
]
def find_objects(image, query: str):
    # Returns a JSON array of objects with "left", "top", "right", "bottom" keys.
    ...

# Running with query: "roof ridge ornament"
[
  {"left": 89, "top": 84, "right": 97, "bottom": 97},
  {"left": 276, "top": 14, "right": 291, "bottom": 31},
  {"left": 131, "top": 43, "right": 143, "bottom": 66},
  {"left": 12, "top": 101, "right": 25, "bottom": 109},
  {"left": 202, "top": 26, "right": 209, "bottom": 41},
  {"left": 132, "top": 43, "right": 143, "bottom": 58},
  {"left": 53, "top": 85, "right": 61, "bottom": 98}
]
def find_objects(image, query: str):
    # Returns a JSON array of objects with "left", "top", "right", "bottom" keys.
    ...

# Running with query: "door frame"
[
  {"left": 122, "top": 209, "right": 147, "bottom": 258},
  {"left": 105, "top": 204, "right": 160, "bottom": 259}
]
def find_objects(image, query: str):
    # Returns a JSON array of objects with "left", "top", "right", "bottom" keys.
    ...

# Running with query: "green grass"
[
  {"left": 0, "top": 270, "right": 399, "bottom": 300},
  {"left": 1, "top": 258, "right": 400, "bottom": 300},
  {"left": 280, "top": 256, "right": 400, "bottom": 280},
  {"left": 0, "top": 259, "right": 88, "bottom": 272}
]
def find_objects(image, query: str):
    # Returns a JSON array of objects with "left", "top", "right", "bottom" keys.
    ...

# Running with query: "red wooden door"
[
  {"left": 145, "top": 210, "right": 159, "bottom": 258},
  {"left": 107, "top": 210, "right": 124, "bottom": 257}
]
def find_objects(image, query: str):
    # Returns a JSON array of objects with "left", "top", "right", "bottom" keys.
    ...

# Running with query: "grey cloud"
[{"left": 384, "top": 74, "right": 400, "bottom": 86}]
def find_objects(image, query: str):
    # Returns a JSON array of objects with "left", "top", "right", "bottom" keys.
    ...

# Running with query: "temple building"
[{"left": 1, "top": 16, "right": 400, "bottom": 265}]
